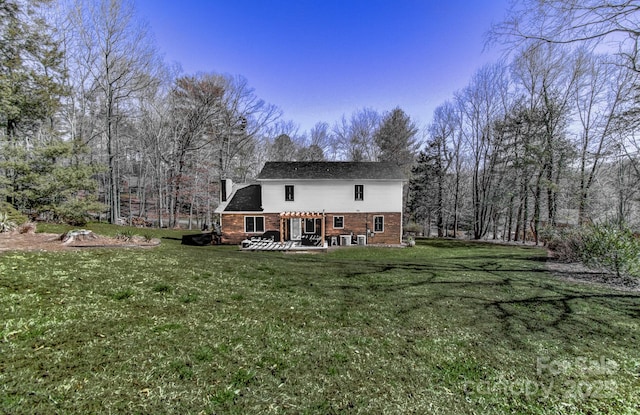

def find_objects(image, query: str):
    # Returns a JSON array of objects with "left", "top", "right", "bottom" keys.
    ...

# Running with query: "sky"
[{"left": 134, "top": 0, "right": 511, "bottom": 135}]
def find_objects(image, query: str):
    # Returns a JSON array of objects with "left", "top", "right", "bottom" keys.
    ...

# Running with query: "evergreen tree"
[
  {"left": 407, "top": 136, "right": 449, "bottom": 237},
  {"left": 29, "top": 140, "right": 104, "bottom": 224},
  {"left": 0, "top": 0, "right": 103, "bottom": 224},
  {"left": 374, "top": 107, "right": 419, "bottom": 175},
  {"left": 0, "top": 0, "right": 65, "bottom": 140},
  {"left": 1, "top": 0, "right": 66, "bottom": 208}
]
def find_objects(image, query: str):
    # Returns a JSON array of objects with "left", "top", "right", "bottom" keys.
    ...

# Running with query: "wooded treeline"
[
  {"left": 409, "top": 0, "right": 640, "bottom": 240},
  {"left": 1, "top": 0, "right": 640, "bottom": 238}
]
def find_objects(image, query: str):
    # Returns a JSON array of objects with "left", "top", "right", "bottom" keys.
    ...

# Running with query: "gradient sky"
[{"left": 134, "top": 0, "right": 510, "bottom": 134}]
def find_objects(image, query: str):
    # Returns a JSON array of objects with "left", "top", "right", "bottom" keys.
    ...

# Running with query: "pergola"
[{"left": 279, "top": 211, "right": 325, "bottom": 245}]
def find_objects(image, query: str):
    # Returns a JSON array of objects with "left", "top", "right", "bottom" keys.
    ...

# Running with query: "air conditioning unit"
[
  {"left": 357, "top": 235, "right": 366, "bottom": 246},
  {"left": 340, "top": 235, "right": 351, "bottom": 246}
]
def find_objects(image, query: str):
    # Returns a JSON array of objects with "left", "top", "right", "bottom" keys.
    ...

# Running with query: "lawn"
[{"left": 1, "top": 225, "right": 639, "bottom": 414}]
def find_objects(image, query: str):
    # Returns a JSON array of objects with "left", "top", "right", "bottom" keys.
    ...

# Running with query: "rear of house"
[{"left": 215, "top": 161, "right": 405, "bottom": 246}]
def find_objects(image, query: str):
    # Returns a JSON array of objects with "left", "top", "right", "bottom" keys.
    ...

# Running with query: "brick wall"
[
  {"left": 221, "top": 212, "right": 402, "bottom": 245},
  {"left": 325, "top": 212, "right": 401, "bottom": 245},
  {"left": 220, "top": 213, "right": 279, "bottom": 244}
]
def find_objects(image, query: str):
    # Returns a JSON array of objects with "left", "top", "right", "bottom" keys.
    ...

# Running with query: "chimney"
[{"left": 220, "top": 178, "right": 233, "bottom": 202}]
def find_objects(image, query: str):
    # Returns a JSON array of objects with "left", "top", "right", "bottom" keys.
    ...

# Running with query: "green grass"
[{"left": 1, "top": 226, "right": 639, "bottom": 414}]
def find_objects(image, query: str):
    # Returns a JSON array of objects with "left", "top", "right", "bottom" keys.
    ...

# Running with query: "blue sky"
[{"left": 135, "top": 0, "right": 510, "bottom": 134}]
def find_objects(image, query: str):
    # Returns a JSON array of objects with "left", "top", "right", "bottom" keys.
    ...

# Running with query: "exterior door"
[{"left": 290, "top": 218, "right": 302, "bottom": 241}]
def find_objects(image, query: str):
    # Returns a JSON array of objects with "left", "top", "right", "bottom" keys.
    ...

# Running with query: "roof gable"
[{"left": 256, "top": 161, "right": 405, "bottom": 181}]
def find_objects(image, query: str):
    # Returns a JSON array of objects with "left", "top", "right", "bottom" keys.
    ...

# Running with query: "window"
[
  {"left": 304, "top": 218, "right": 315, "bottom": 234},
  {"left": 244, "top": 216, "right": 265, "bottom": 233},
  {"left": 355, "top": 184, "right": 364, "bottom": 201},
  {"left": 333, "top": 216, "right": 344, "bottom": 229},
  {"left": 285, "top": 185, "right": 294, "bottom": 201},
  {"left": 373, "top": 216, "right": 384, "bottom": 233}
]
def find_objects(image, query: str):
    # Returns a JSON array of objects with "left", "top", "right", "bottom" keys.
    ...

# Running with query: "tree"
[
  {"left": 408, "top": 135, "right": 451, "bottom": 237},
  {"left": 407, "top": 150, "right": 440, "bottom": 236},
  {"left": 0, "top": 0, "right": 67, "bottom": 210},
  {"left": 211, "top": 74, "right": 281, "bottom": 181},
  {"left": 456, "top": 62, "right": 511, "bottom": 239},
  {"left": 296, "top": 144, "right": 325, "bottom": 161},
  {"left": 490, "top": 0, "right": 640, "bottom": 70},
  {"left": 135, "top": 86, "right": 171, "bottom": 227},
  {"left": 374, "top": 107, "right": 419, "bottom": 175},
  {"left": 269, "top": 134, "right": 297, "bottom": 161},
  {"left": 332, "top": 108, "right": 380, "bottom": 161},
  {"left": 508, "top": 43, "right": 578, "bottom": 241},
  {"left": 69, "top": 0, "right": 161, "bottom": 223},
  {"left": 0, "top": 0, "right": 65, "bottom": 139},
  {"left": 309, "top": 122, "right": 333, "bottom": 159},
  {"left": 572, "top": 52, "right": 632, "bottom": 224},
  {"left": 166, "top": 74, "right": 224, "bottom": 227},
  {"left": 294, "top": 121, "right": 330, "bottom": 161},
  {"left": 26, "top": 140, "right": 103, "bottom": 224}
]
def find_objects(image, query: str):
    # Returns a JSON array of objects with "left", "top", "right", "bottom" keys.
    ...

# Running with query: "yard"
[{"left": 1, "top": 225, "right": 639, "bottom": 414}]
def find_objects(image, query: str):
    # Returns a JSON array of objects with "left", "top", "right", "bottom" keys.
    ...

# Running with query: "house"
[{"left": 215, "top": 161, "right": 405, "bottom": 246}]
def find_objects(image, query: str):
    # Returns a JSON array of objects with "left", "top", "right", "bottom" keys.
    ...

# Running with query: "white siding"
[{"left": 260, "top": 180, "right": 403, "bottom": 213}]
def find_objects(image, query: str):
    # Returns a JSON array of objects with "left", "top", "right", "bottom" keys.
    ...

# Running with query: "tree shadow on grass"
[
  {"left": 249, "top": 247, "right": 639, "bottom": 352},
  {"left": 479, "top": 289, "right": 640, "bottom": 350},
  {"left": 287, "top": 255, "right": 640, "bottom": 352}
]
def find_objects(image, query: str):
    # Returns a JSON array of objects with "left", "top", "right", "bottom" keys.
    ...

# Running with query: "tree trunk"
[{"left": 106, "top": 89, "right": 119, "bottom": 224}]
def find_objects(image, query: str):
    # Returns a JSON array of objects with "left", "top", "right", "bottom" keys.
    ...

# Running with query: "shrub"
[
  {"left": 544, "top": 223, "right": 640, "bottom": 279},
  {"left": 580, "top": 222, "right": 640, "bottom": 279},
  {"left": 54, "top": 200, "right": 105, "bottom": 226},
  {"left": 0, "top": 212, "right": 17, "bottom": 233},
  {"left": 403, "top": 221, "right": 423, "bottom": 235},
  {"left": 541, "top": 225, "right": 585, "bottom": 263},
  {"left": 115, "top": 229, "right": 135, "bottom": 241},
  {"left": 0, "top": 202, "right": 27, "bottom": 229}
]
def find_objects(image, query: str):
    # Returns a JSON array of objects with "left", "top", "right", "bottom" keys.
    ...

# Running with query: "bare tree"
[
  {"left": 487, "top": 0, "right": 640, "bottom": 229},
  {"left": 332, "top": 108, "right": 381, "bottom": 161},
  {"left": 211, "top": 74, "right": 281, "bottom": 181},
  {"left": 489, "top": 0, "right": 640, "bottom": 69},
  {"left": 69, "top": 0, "right": 161, "bottom": 223},
  {"left": 308, "top": 122, "right": 333, "bottom": 159},
  {"left": 572, "top": 52, "right": 633, "bottom": 224},
  {"left": 136, "top": 88, "right": 171, "bottom": 227},
  {"left": 456, "top": 62, "right": 511, "bottom": 239},
  {"left": 510, "top": 43, "right": 578, "bottom": 240},
  {"left": 166, "top": 74, "right": 223, "bottom": 227}
]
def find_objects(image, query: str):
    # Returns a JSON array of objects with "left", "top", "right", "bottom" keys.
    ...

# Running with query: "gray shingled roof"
[
  {"left": 224, "top": 184, "right": 262, "bottom": 212},
  {"left": 256, "top": 161, "right": 405, "bottom": 180}
]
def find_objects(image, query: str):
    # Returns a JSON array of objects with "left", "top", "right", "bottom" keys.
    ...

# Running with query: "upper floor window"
[
  {"left": 285, "top": 185, "right": 294, "bottom": 201},
  {"left": 355, "top": 184, "right": 364, "bottom": 201}
]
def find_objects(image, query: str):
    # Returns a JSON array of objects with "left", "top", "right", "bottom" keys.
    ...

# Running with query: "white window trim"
[
  {"left": 333, "top": 216, "right": 344, "bottom": 229},
  {"left": 355, "top": 184, "right": 364, "bottom": 201},
  {"left": 373, "top": 215, "right": 384, "bottom": 233},
  {"left": 244, "top": 216, "right": 265, "bottom": 233}
]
